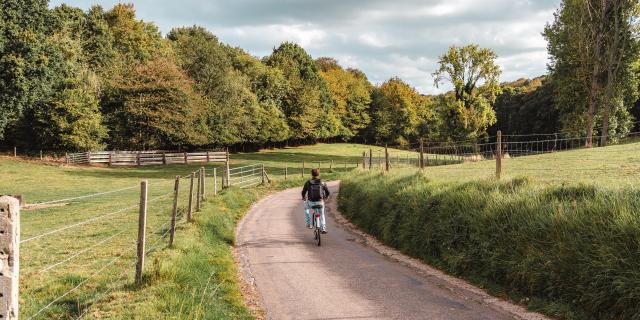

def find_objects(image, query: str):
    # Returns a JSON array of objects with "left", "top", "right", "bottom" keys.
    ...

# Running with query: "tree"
[
  {"left": 265, "top": 42, "right": 338, "bottom": 141},
  {"left": 490, "top": 77, "right": 560, "bottom": 135},
  {"left": 317, "top": 57, "right": 372, "bottom": 140},
  {"left": 0, "top": 0, "right": 55, "bottom": 138},
  {"left": 433, "top": 44, "right": 501, "bottom": 140},
  {"left": 369, "top": 77, "right": 434, "bottom": 145},
  {"left": 169, "top": 26, "right": 292, "bottom": 147},
  {"left": 544, "top": 0, "right": 639, "bottom": 146},
  {"left": 104, "top": 56, "right": 209, "bottom": 149}
]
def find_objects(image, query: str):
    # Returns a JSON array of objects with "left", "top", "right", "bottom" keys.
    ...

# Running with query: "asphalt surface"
[{"left": 236, "top": 181, "right": 518, "bottom": 320}]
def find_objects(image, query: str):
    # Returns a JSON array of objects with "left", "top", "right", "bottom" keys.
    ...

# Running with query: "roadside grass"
[
  {"left": 338, "top": 142, "right": 640, "bottom": 319},
  {"left": 2, "top": 143, "right": 363, "bottom": 318}
]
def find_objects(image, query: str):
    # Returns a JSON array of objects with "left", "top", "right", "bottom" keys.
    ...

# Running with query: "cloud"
[{"left": 50, "top": 0, "right": 561, "bottom": 94}]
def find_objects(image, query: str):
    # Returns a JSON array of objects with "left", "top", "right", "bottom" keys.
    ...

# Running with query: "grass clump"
[{"left": 338, "top": 171, "right": 640, "bottom": 319}]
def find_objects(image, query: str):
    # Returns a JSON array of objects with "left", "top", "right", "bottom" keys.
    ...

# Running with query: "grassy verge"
[
  {"left": 338, "top": 170, "right": 640, "bottom": 319},
  {"left": 4, "top": 143, "right": 361, "bottom": 318},
  {"left": 96, "top": 186, "right": 263, "bottom": 319}
]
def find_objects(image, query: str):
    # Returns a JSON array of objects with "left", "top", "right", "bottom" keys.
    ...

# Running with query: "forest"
[{"left": 0, "top": 0, "right": 638, "bottom": 152}]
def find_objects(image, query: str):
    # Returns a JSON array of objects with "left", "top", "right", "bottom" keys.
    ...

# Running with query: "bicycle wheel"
[{"left": 315, "top": 217, "right": 321, "bottom": 246}]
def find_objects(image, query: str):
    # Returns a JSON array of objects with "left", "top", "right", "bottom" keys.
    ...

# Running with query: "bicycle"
[{"left": 310, "top": 203, "right": 323, "bottom": 246}]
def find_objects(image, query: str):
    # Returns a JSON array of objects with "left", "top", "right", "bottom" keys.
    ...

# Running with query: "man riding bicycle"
[{"left": 301, "top": 168, "right": 330, "bottom": 233}]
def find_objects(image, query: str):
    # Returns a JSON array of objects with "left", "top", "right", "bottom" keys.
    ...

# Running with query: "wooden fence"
[{"left": 66, "top": 150, "right": 228, "bottom": 166}]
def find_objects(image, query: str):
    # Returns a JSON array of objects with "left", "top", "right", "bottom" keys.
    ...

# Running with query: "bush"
[{"left": 338, "top": 171, "right": 640, "bottom": 319}]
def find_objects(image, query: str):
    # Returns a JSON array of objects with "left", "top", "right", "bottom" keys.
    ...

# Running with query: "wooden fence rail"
[{"left": 66, "top": 150, "right": 228, "bottom": 166}]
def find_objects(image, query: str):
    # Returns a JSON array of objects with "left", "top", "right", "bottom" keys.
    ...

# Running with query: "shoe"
[
  {"left": 321, "top": 230, "right": 327, "bottom": 234},
  {"left": 307, "top": 225, "right": 314, "bottom": 229}
]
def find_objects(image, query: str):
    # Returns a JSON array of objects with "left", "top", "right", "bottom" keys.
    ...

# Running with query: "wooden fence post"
[
  {"left": 188, "top": 173, "right": 194, "bottom": 221},
  {"left": 13, "top": 147, "right": 16, "bottom": 157},
  {"left": 419, "top": 139, "right": 425, "bottom": 169},
  {"left": 284, "top": 165, "right": 288, "bottom": 180},
  {"left": 196, "top": 170, "right": 202, "bottom": 212},
  {"left": 169, "top": 176, "right": 179, "bottom": 247},
  {"left": 302, "top": 161, "right": 305, "bottom": 177},
  {"left": 213, "top": 168, "right": 218, "bottom": 196},
  {"left": 136, "top": 151, "right": 141, "bottom": 166},
  {"left": 261, "top": 164, "right": 265, "bottom": 184},
  {"left": 184, "top": 151, "right": 188, "bottom": 164},
  {"left": 108, "top": 152, "right": 113, "bottom": 166},
  {"left": 201, "top": 167, "right": 206, "bottom": 200},
  {"left": 40, "top": 150, "right": 43, "bottom": 160},
  {"left": 135, "top": 181, "right": 148, "bottom": 284},
  {"left": 162, "top": 152, "right": 166, "bottom": 165},
  {"left": 0, "top": 196, "right": 19, "bottom": 319},
  {"left": 362, "top": 152, "right": 366, "bottom": 169},
  {"left": 65, "top": 152, "right": 69, "bottom": 164},
  {"left": 225, "top": 150, "right": 231, "bottom": 188},
  {"left": 369, "top": 149, "right": 372, "bottom": 170},
  {"left": 384, "top": 144, "right": 389, "bottom": 171},
  {"left": 206, "top": 151, "right": 210, "bottom": 162},
  {"left": 496, "top": 131, "right": 502, "bottom": 179}
]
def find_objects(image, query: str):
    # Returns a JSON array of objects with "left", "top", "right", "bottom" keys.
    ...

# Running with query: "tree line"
[{"left": 0, "top": 1, "right": 638, "bottom": 152}]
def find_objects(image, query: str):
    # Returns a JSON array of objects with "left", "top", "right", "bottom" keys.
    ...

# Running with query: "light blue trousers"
[{"left": 304, "top": 200, "right": 326, "bottom": 230}]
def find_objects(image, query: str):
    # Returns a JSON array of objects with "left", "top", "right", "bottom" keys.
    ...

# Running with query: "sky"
[{"left": 49, "top": 0, "right": 561, "bottom": 94}]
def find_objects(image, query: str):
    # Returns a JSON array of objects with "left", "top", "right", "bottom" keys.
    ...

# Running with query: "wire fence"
[
  {"left": 360, "top": 130, "right": 640, "bottom": 182},
  {"left": 16, "top": 166, "right": 227, "bottom": 319}
]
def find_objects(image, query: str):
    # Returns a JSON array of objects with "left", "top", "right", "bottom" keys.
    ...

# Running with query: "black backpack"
[{"left": 308, "top": 179, "right": 324, "bottom": 201}]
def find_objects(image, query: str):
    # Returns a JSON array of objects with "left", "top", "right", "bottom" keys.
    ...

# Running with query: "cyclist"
[{"left": 301, "top": 168, "right": 330, "bottom": 233}]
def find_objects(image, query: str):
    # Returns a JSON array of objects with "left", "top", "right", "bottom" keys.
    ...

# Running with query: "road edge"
[
  {"left": 326, "top": 181, "right": 551, "bottom": 320},
  {"left": 234, "top": 192, "right": 274, "bottom": 320}
]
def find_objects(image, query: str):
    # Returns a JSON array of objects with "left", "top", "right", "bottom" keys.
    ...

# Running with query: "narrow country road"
[{"left": 236, "top": 181, "right": 542, "bottom": 320}]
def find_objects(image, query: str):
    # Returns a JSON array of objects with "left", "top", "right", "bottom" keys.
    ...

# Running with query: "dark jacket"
[{"left": 301, "top": 178, "right": 330, "bottom": 200}]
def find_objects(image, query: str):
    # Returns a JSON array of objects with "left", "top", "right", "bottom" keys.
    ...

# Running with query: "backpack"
[{"left": 308, "top": 179, "right": 324, "bottom": 201}]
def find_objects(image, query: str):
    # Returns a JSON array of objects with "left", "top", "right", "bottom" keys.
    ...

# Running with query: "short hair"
[{"left": 311, "top": 168, "right": 320, "bottom": 177}]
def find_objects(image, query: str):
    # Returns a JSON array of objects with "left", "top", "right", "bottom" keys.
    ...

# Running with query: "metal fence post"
[
  {"left": 0, "top": 196, "right": 19, "bottom": 319},
  {"left": 496, "top": 131, "right": 502, "bottom": 179},
  {"left": 420, "top": 139, "right": 425, "bottom": 169},
  {"left": 284, "top": 165, "right": 288, "bottom": 180},
  {"left": 13, "top": 147, "right": 16, "bottom": 157},
  {"left": 261, "top": 164, "right": 265, "bottom": 184},
  {"left": 135, "top": 181, "right": 148, "bottom": 284},
  {"left": 169, "top": 176, "right": 179, "bottom": 247}
]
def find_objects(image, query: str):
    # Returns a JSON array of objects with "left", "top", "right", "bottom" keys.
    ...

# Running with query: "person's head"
[{"left": 311, "top": 168, "right": 320, "bottom": 178}]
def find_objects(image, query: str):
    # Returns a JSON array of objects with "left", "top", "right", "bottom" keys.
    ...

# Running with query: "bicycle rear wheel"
[{"left": 315, "top": 217, "right": 321, "bottom": 246}]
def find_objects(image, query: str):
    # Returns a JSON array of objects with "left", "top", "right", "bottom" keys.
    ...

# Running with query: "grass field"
[
  {"left": 2, "top": 143, "right": 372, "bottom": 318},
  {"left": 0, "top": 159, "right": 256, "bottom": 319},
  {"left": 338, "top": 141, "right": 640, "bottom": 319},
  {"left": 6, "top": 140, "right": 638, "bottom": 318}
]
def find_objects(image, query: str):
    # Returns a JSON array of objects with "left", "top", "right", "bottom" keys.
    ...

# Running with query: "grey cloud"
[{"left": 50, "top": 0, "right": 561, "bottom": 93}]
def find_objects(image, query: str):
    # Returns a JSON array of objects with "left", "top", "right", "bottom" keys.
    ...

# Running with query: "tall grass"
[{"left": 338, "top": 171, "right": 640, "bottom": 319}]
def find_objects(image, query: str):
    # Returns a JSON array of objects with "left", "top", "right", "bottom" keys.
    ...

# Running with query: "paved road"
[{"left": 236, "top": 182, "right": 520, "bottom": 320}]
